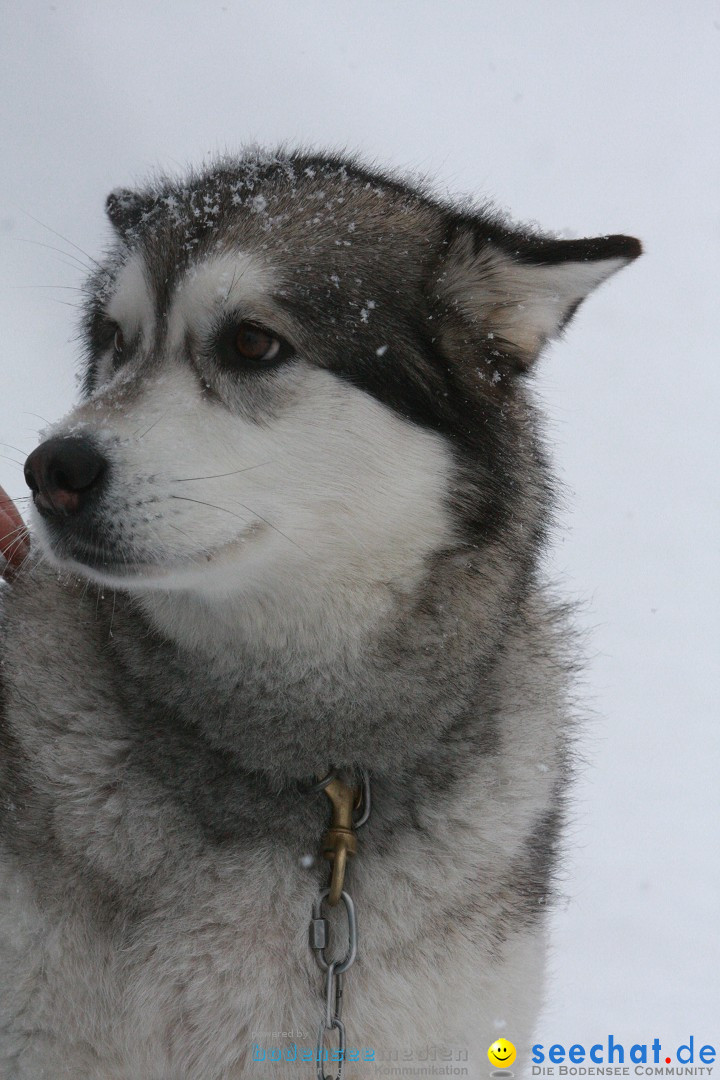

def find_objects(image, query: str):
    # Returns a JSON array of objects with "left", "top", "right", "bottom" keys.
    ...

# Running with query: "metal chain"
[{"left": 309, "top": 771, "right": 370, "bottom": 1080}]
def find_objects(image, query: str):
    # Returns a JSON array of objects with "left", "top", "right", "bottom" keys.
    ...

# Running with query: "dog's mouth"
[
  {"left": 34, "top": 518, "right": 263, "bottom": 589},
  {"left": 37, "top": 529, "right": 183, "bottom": 582},
  {"left": 48, "top": 539, "right": 173, "bottom": 578}
]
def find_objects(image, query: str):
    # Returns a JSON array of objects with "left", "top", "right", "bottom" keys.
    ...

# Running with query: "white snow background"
[{"left": 1, "top": 0, "right": 718, "bottom": 1055}]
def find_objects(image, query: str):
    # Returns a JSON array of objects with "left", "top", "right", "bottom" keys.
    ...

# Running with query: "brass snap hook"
[{"left": 319, "top": 775, "right": 360, "bottom": 906}]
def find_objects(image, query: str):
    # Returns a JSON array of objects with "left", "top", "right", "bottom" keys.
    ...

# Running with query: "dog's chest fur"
[{"left": 1, "top": 565, "right": 563, "bottom": 1077}]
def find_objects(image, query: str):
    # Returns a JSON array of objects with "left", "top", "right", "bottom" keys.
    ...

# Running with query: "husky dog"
[{"left": 0, "top": 151, "right": 639, "bottom": 1079}]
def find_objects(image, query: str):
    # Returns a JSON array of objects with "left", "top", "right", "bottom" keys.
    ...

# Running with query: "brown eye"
[
  {"left": 214, "top": 319, "right": 293, "bottom": 372},
  {"left": 234, "top": 323, "right": 281, "bottom": 363}
]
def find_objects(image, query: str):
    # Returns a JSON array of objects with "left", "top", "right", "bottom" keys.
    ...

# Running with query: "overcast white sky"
[{"left": 1, "top": 0, "right": 718, "bottom": 1051}]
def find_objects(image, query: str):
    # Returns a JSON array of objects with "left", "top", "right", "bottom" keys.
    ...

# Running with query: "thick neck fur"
[
  {"left": 99, "top": 540, "right": 524, "bottom": 784},
  {"left": 1, "top": 528, "right": 561, "bottom": 909}
]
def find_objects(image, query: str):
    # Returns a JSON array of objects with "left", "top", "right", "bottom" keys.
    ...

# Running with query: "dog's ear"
[
  {"left": 105, "top": 188, "right": 155, "bottom": 237},
  {"left": 435, "top": 223, "right": 641, "bottom": 369}
]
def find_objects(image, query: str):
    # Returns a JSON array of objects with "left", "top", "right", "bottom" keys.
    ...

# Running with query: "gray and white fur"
[{"left": 0, "top": 150, "right": 640, "bottom": 1079}]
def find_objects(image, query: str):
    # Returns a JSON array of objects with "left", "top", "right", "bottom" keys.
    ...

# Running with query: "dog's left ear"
[
  {"left": 435, "top": 223, "right": 641, "bottom": 369},
  {"left": 105, "top": 188, "right": 155, "bottom": 237}
]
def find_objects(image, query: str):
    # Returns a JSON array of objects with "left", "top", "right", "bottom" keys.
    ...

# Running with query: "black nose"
[{"left": 24, "top": 436, "right": 108, "bottom": 517}]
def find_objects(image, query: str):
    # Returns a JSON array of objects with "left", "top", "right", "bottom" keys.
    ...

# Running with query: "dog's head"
[{"left": 25, "top": 152, "right": 640, "bottom": 603}]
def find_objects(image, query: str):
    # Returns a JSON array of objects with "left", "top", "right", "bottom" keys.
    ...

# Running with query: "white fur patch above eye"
[
  {"left": 105, "top": 252, "right": 154, "bottom": 343},
  {"left": 166, "top": 252, "right": 278, "bottom": 351}
]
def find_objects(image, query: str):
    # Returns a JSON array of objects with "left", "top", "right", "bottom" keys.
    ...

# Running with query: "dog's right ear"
[{"left": 105, "top": 188, "right": 155, "bottom": 236}]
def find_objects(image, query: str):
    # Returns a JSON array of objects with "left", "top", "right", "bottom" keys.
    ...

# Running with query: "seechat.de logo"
[{"left": 532, "top": 1036, "right": 716, "bottom": 1074}]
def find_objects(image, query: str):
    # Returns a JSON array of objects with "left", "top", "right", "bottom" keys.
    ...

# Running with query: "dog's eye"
[
  {"left": 213, "top": 320, "right": 294, "bottom": 374},
  {"left": 234, "top": 324, "right": 281, "bottom": 363},
  {"left": 216, "top": 321, "right": 293, "bottom": 371},
  {"left": 113, "top": 328, "right": 124, "bottom": 354}
]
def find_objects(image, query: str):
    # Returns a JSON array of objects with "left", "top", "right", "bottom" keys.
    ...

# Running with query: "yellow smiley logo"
[{"left": 488, "top": 1039, "right": 517, "bottom": 1069}]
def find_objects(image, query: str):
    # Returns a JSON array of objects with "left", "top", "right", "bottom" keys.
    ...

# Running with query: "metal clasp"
[{"left": 319, "top": 775, "right": 360, "bottom": 905}]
